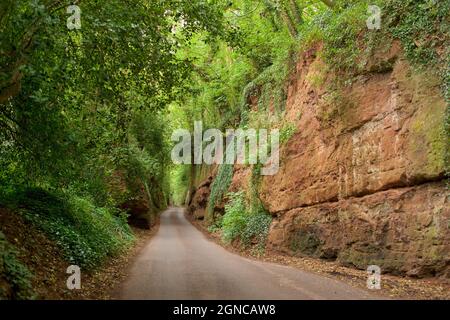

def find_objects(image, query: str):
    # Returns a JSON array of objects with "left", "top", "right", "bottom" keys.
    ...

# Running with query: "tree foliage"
[
  {"left": 0, "top": 1, "right": 234, "bottom": 283},
  {"left": 0, "top": 0, "right": 233, "bottom": 205}
]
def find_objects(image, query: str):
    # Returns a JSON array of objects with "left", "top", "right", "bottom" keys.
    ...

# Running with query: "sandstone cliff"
[{"left": 188, "top": 42, "right": 449, "bottom": 278}]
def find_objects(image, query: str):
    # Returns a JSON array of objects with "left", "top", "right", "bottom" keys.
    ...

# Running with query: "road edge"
[{"left": 184, "top": 209, "right": 450, "bottom": 300}]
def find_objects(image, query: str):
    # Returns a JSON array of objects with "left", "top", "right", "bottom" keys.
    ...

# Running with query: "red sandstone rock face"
[
  {"left": 188, "top": 185, "right": 210, "bottom": 219},
  {"left": 110, "top": 171, "right": 158, "bottom": 229},
  {"left": 260, "top": 51, "right": 446, "bottom": 213},
  {"left": 193, "top": 43, "right": 448, "bottom": 278},
  {"left": 187, "top": 175, "right": 214, "bottom": 219},
  {"left": 229, "top": 165, "right": 251, "bottom": 193},
  {"left": 121, "top": 198, "right": 154, "bottom": 229},
  {"left": 267, "top": 182, "right": 449, "bottom": 277}
]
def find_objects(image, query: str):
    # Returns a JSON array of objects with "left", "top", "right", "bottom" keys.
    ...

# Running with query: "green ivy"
[
  {"left": 3, "top": 188, "right": 135, "bottom": 270},
  {"left": 241, "top": 212, "right": 272, "bottom": 250},
  {"left": 207, "top": 164, "right": 234, "bottom": 221},
  {"left": 280, "top": 123, "right": 297, "bottom": 145},
  {"left": 222, "top": 192, "right": 248, "bottom": 243},
  {"left": 170, "top": 165, "right": 191, "bottom": 206},
  {"left": 221, "top": 191, "right": 272, "bottom": 251},
  {"left": 384, "top": 0, "right": 449, "bottom": 70},
  {"left": 0, "top": 232, "right": 34, "bottom": 300}
]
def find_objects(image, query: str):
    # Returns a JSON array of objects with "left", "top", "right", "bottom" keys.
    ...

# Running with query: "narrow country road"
[{"left": 119, "top": 207, "right": 378, "bottom": 300}]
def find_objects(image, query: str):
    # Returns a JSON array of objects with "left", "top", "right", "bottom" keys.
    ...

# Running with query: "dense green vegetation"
[
  {"left": 220, "top": 191, "right": 271, "bottom": 252},
  {"left": 0, "top": 0, "right": 448, "bottom": 298},
  {"left": 3, "top": 187, "right": 134, "bottom": 269},
  {"left": 0, "top": 231, "right": 34, "bottom": 299}
]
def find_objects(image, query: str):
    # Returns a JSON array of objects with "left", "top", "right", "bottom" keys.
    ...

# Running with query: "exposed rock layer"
[
  {"left": 260, "top": 45, "right": 449, "bottom": 278},
  {"left": 190, "top": 43, "right": 449, "bottom": 278},
  {"left": 260, "top": 46, "right": 446, "bottom": 213},
  {"left": 187, "top": 175, "right": 214, "bottom": 219},
  {"left": 268, "top": 182, "right": 449, "bottom": 278}
]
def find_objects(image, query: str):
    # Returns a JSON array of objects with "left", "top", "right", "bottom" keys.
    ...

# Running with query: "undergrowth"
[
  {"left": 170, "top": 165, "right": 191, "bottom": 206},
  {"left": 221, "top": 191, "right": 272, "bottom": 253},
  {"left": 280, "top": 122, "right": 297, "bottom": 145},
  {"left": 1, "top": 188, "right": 135, "bottom": 270},
  {"left": 0, "top": 231, "right": 34, "bottom": 300},
  {"left": 384, "top": 0, "right": 449, "bottom": 71},
  {"left": 207, "top": 164, "right": 234, "bottom": 221}
]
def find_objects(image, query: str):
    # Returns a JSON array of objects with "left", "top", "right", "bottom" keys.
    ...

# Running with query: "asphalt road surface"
[{"left": 119, "top": 207, "right": 378, "bottom": 300}]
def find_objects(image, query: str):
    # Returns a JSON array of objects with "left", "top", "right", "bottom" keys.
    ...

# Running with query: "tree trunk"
[
  {"left": 280, "top": 7, "right": 298, "bottom": 38},
  {"left": 288, "top": 0, "right": 303, "bottom": 25},
  {"left": 262, "top": 0, "right": 280, "bottom": 31},
  {"left": 321, "top": 0, "right": 335, "bottom": 8}
]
